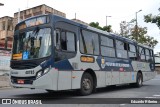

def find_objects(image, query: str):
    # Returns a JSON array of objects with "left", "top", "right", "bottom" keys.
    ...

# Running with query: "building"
[
  {"left": 0, "top": 16, "right": 13, "bottom": 49},
  {"left": 13, "top": 4, "right": 66, "bottom": 27},
  {"left": 0, "top": 4, "right": 66, "bottom": 50},
  {"left": 72, "top": 18, "right": 88, "bottom": 25}
]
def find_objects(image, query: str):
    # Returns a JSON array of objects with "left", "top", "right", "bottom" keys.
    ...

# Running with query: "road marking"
[
  {"left": 120, "top": 104, "right": 126, "bottom": 106},
  {"left": 145, "top": 97, "right": 157, "bottom": 98},
  {"left": 151, "top": 79, "right": 160, "bottom": 80},
  {"left": 153, "top": 95, "right": 160, "bottom": 97}
]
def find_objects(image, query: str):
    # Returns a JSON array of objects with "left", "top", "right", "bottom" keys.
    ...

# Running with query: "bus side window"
[
  {"left": 61, "top": 31, "right": 67, "bottom": 50},
  {"left": 128, "top": 44, "right": 137, "bottom": 60},
  {"left": 66, "top": 32, "right": 76, "bottom": 52},
  {"left": 150, "top": 50, "right": 154, "bottom": 62},
  {"left": 116, "top": 40, "right": 128, "bottom": 59},
  {"left": 139, "top": 47, "right": 145, "bottom": 61},
  {"left": 54, "top": 29, "right": 60, "bottom": 50}
]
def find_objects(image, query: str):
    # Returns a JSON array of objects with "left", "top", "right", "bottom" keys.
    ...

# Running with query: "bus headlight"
[
  {"left": 36, "top": 71, "right": 43, "bottom": 79},
  {"left": 44, "top": 68, "right": 50, "bottom": 74},
  {"left": 36, "top": 68, "right": 50, "bottom": 79}
]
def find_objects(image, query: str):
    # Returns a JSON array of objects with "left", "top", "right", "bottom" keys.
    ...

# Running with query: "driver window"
[{"left": 54, "top": 29, "right": 61, "bottom": 50}]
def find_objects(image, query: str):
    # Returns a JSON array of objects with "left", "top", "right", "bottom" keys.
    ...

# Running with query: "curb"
[{"left": 0, "top": 86, "right": 12, "bottom": 90}]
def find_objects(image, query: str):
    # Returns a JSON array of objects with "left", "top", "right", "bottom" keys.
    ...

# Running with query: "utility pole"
[
  {"left": 135, "top": 9, "right": 142, "bottom": 41},
  {"left": 106, "top": 16, "right": 112, "bottom": 26},
  {"left": 75, "top": 13, "right": 76, "bottom": 19},
  {"left": 106, "top": 16, "right": 111, "bottom": 26}
]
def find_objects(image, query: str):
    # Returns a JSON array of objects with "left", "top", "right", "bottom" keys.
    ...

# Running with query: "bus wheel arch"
[{"left": 80, "top": 69, "right": 97, "bottom": 95}]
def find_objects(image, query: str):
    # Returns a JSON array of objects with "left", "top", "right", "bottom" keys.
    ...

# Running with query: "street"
[{"left": 0, "top": 75, "right": 160, "bottom": 107}]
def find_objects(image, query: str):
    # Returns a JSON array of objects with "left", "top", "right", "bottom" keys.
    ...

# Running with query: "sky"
[{"left": 0, "top": 0, "right": 160, "bottom": 53}]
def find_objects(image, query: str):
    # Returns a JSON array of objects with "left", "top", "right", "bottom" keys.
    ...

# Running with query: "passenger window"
[
  {"left": 66, "top": 32, "right": 75, "bottom": 51},
  {"left": 145, "top": 49, "right": 151, "bottom": 62},
  {"left": 54, "top": 29, "right": 76, "bottom": 52},
  {"left": 100, "top": 36, "right": 115, "bottom": 57},
  {"left": 116, "top": 40, "right": 128, "bottom": 58},
  {"left": 128, "top": 44, "right": 137, "bottom": 60},
  {"left": 139, "top": 47, "right": 145, "bottom": 61},
  {"left": 80, "top": 30, "right": 99, "bottom": 55},
  {"left": 150, "top": 50, "right": 154, "bottom": 62}
]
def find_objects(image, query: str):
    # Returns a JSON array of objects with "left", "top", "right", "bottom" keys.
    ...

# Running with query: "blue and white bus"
[{"left": 10, "top": 14, "right": 156, "bottom": 95}]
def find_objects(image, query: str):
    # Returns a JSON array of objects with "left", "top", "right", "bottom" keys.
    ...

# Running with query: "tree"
[
  {"left": 144, "top": 8, "right": 160, "bottom": 29},
  {"left": 120, "top": 21, "right": 132, "bottom": 38},
  {"left": 103, "top": 25, "right": 112, "bottom": 32},
  {"left": 89, "top": 22, "right": 112, "bottom": 32},
  {"left": 119, "top": 20, "right": 158, "bottom": 48}
]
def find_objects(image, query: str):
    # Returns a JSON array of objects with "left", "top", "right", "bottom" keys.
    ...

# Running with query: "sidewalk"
[{"left": 0, "top": 76, "right": 11, "bottom": 88}]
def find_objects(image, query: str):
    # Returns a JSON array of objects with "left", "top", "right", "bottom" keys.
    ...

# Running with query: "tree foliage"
[
  {"left": 144, "top": 8, "right": 160, "bottom": 29},
  {"left": 120, "top": 20, "right": 158, "bottom": 48},
  {"left": 89, "top": 22, "right": 112, "bottom": 32}
]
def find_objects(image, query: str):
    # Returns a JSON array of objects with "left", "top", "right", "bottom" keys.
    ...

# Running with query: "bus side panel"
[
  {"left": 130, "top": 72, "right": 137, "bottom": 83},
  {"left": 111, "top": 71, "right": 120, "bottom": 85},
  {"left": 95, "top": 71, "right": 106, "bottom": 87},
  {"left": 58, "top": 71, "right": 72, "bottom": 90},
  {"left": 142, "top": 72, "right": 156, "bottom": 82},
  {"left": 120, "top": 72, "right": 131, "bottom": 84},
  {"left": 71, "top": 71, "right": 84, "bottom": 89},
  {"left": 106, "top": 72, "right": 112, "bottom": 85},
  {"left": 33, "top": 68, "right": 58, "bottom": 90}
]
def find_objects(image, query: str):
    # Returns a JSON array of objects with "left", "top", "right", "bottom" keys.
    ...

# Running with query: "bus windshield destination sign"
[{"left": 16, "top": 16, "right": 49, "bottom": 30}]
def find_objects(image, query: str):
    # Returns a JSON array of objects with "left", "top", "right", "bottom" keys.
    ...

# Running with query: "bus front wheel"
[{"left": 80, "top": 73, "right": 93, "bottom": 96}]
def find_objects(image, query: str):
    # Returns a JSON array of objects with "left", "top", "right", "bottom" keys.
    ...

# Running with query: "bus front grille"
[
  {"left": 11, "top": 76, "right": 36, "bottom": 84},
  {"left": 11, "top": 62, "right": 38, "bottom": 70}
]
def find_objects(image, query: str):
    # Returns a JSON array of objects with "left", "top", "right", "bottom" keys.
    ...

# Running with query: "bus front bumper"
[{"left": 10, "top": 68, "right": 58, "bottom": 90}]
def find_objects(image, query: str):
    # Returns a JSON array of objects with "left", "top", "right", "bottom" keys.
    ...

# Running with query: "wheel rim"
[{"left": 82, "top": 78, "right": 91, "bottom": 90}]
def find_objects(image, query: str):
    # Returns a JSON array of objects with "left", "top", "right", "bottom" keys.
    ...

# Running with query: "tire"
[
  {"left": 46, "top": 90, "right": 55, "bottom": 93},
  {"left": 130, "top": 72, "right": 143, "bottom": 88},
  {"left": 79, "top": 73, "right": 93, "bottom": 96},
  {"left": 136, "top": 73, "right": 143, "bottom": 87}
]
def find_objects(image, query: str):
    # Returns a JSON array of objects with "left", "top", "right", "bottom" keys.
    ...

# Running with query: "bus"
[{"left": 10, "top": 14, "right": 156, "bottom": 95}]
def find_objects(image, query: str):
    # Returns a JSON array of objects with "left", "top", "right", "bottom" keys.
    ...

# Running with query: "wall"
[{"left": 0, "top": 50, "right": 11, "bottom": 71}]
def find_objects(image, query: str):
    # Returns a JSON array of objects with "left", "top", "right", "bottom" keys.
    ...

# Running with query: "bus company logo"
[{"left": 101, "top": 58, "right": 105, "bottom": 69}]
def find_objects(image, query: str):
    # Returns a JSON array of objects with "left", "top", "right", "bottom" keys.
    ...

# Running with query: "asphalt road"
[{"left": 0, "top": 75, "right": 160, "bottom": 107}]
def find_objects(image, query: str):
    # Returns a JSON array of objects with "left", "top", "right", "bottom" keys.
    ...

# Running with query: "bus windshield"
[{"left": 12, "top": 28, "right": 51, "bottom": 60}]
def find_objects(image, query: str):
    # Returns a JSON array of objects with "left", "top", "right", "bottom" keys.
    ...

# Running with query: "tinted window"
[
  {"left": 80, "top": 30, "right": 99, "bottom": 55},
  {"left": 54, "top": 29, "right": 76, "bottom": 62},
  {"left": 128, "top": 44, "right": 137, "bottom": 60},
  {"left": 66, "top": 32, "right": 76, "bottom": 51},
  {"left": 100, "top": 36, "right": 115, "bottom": 57},
  {"left": 139, "top": 47, "right": 145, "bottom": 61},
  {"left": 54, "top": 29, "right": 76, "bottom": 52},
  {"left": 116, "top": 40, "right": 128, "bottom": 58},
  {"left": 101, "top": 36, "right": 114, "bottom": 47},
  {"left": 101, "top": 46, "right": 115, "bottom": 57}
]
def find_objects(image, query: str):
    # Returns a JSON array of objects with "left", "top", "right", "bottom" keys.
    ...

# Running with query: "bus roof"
[{"left": 16, "top": 14, "right": 153, "bottom": 50}]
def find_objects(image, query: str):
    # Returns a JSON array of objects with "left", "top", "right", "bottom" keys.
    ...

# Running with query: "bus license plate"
[{"left": 17, "top": 80, "right": 24, "bottom": 84}]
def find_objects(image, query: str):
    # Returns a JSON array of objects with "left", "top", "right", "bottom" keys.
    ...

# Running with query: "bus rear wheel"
[
  {"left": 136, "top": 72, "right": 143, "bottom": 87},
  {"left": 130, "top": 72, "right": 143, "bottom": 88},
  {"left": 80, "top": 73, "right": 93, "bottom": 96}
]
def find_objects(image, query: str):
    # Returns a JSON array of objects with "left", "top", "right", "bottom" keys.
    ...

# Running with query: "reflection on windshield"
[{"left": 12, "top": 28, "right": 51, "bottom": 60}]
